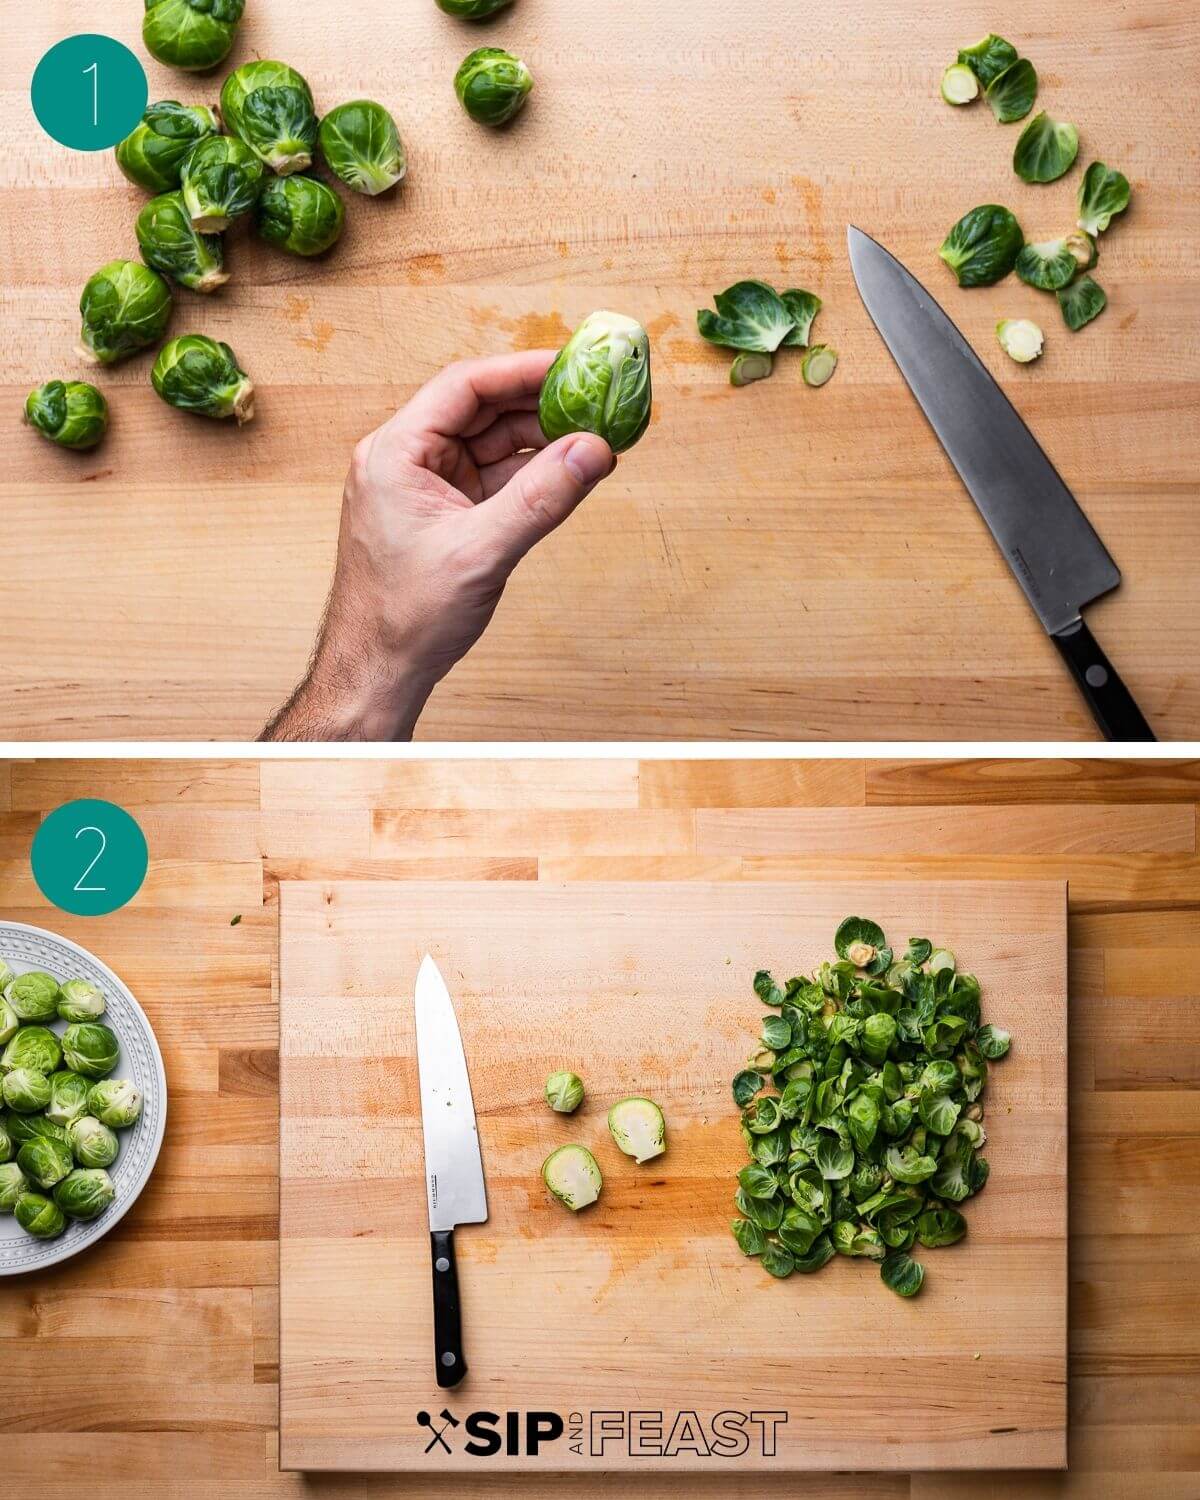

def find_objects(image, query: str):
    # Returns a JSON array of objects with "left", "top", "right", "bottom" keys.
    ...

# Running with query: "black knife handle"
[
  {"left": 1051, "top": 619, "right": 1156, "bottom": 741},
  {"left": 430, "top": 1229, "right": 467, "bottom": 1388}
]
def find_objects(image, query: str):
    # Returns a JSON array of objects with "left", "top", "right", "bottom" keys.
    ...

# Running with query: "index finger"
[{"left": 393, "top": 350, "right": 557, "bottom": 441}]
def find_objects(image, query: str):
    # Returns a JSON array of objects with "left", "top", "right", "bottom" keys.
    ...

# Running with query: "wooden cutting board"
[{"left": 279, "top": 880, "right": 1067, "bottom": 1473}]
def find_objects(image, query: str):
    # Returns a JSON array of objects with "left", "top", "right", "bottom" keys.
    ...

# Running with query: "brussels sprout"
[
  {"left": 137, "top": 191, "right": 229, "bottom": 292},
  {"left": 996, "top": 318, "right": 1044, "bottom": 364},
  {"left": 0, "top": 1118, "right": 9, "bottom": 1163},
  {"left": 0, "top": 1161, "right": 26, "bottom": 1211},
  {"left": 976, "top": 1024, "right": 1011, "bottom": 1060},
  {"left": 78, "top": 261, "right": 173, "bottom": 366},
  {"left": 542, "top": 1143, "right": 601, "bottom": 1210},
  {"left": 608, "top": 1097, "right": 666, "bottom": 1163},
  {"left": 1015, "top": 238, "right": 1078, "bottom": 292},
  {"left": 437, "top": 0, "right": 515, "bottom": 15},
  {"left": 143, "top": 0, "right": 245, "bottom": 72},
  {"left": 1077, "top": 161, "right": 1131, "bottom": 236},
  {"left": 0, "top": 1000, "right": 18, "bottom": 1047},
  {"left": 1057, "top": 275, "right": 1106, "bottom": 332},
  {"left": 544, "top": 1070, "right": 584, "bottom": 1114},
  {"left": 0, "top": 960, "right": 16, "bottom": 990},
  {"left": 697, "top": 280, "right": 796, "bottom": 354},
  {"left": 5, "top": 971, "right": 60, "bottom": 1022},
  {"left": 255, "top": 175, "right": 345, "bottom": 256},
  {"left": 67, "top": 1115, "right": 120, "bottom": 1169},
  {"left": 86, "top": 1079, "right": 143, "bottom": 1130},
  {"left": 17, "top": 1134, "right": 73, "bottom": 1189},
  {"left": 24, "top": 382, "right": 109, "bottom": 451},
  {"left": 801, "top": 345, "right": 838, "bottom": 388},
  {"left": 1, "top": 1025, "right": 63, "bottom": 1076},
  {"left": 985, "top": 58, "right": 1037, "bottom": 124},
  {"left": 7, "top": 1111, "right": 68, "bottom": 1150},
  {"left": 56, "top": 979, "right": 107, "bottom": 1024},
  {"left": 14, "top": 1191, "right": 66, "bottom": 1239},
  {"left": 1013, "top": 112, "right": 1079, "bottom": 185},
  {"left": 1064, "top": 230, "right": 1098, "bottom": 272},
  {"left": 880, "top": 1250, "right": 925, "bottom": 1296},
  {"left": 939, "top": 205, "right": 1023, "bottom": 287},
  {"left": 940, "top": 64, "right": 978, "bottom": 106},
  {"left": 152, "top": 335, "right": 255, "bottom": 424},
  {"left": 455, "top": 48, "right": 533, "bottom": 127},
  {"left": 3, "top": 1069, "right": 52, "bottom": 1114},
  {"left": 957, "top": 34, "right": 1017, "bottom": 89},
  {"left": 729, "top": 353, "right": 773, "bottom": 387},
  {"left": 45, "top": 1071, "right": 93, "bottom": 1128},
  {"left": 220, "top": 61, "right": 318, "bottom": 175},
  {"left": 53, "top": 1167, "right": 116, "bottom": 1221},
  {"left": 60, "top": 1023, "right": 120, "bottom": 1079},
  {"left": 180, "top": 135, "right": 265, "bottom": 231},
  {"left": 115, "top": 101, "right": 221, "bottom": 192},
  {"left": 318, "top": 100, "right": 407, "bottom": 195},
  {"left": 539, "top": 311, "right": 652, "bottom": 454}
]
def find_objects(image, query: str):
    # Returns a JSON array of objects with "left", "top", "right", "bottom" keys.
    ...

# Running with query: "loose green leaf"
[
  {"left": 985, "top": 58, "right": 1037, "bottom": 124},
  {"left": 939, "top": 205, "right": 1024, "bottom": 287},
  {"left": 881, "top": 1250, "right": 925, "bottom": 1296},
  {"left": 1077, "top": 161, "right": 1130, "bottom": 236},
  {"left": 697, "top": 280, "right": 796, "bottom": 354},
  {"left": 1057, "top": 275, "right": 1107, "bottom": 331},
  {"left": 957, "top": 34, "right": 1018, "bottom": 89},
  {"left": 1015, "top": 238, "right": 1078, "bottom": 291},
  {"left": 731, "top": 1217, "right": 766, "bottom": 1256},
  {"left": 976, "top": 1025, "right": 1011, "bottom": 1060},
  {"left": 1013, "top": 112, "right": 1079, "bottom": 184},
  {"left": 779, "top": 289, "right": 822, "bottom": 347}
]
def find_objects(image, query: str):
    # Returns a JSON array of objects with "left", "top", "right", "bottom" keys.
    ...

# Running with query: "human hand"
[{"left": 262, "top": 351, "right": 616, "bottom": 741}]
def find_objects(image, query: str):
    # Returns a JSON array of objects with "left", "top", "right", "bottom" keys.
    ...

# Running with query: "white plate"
[{"left": 0, "top": 922, "right": 167, "bottom": 1274}]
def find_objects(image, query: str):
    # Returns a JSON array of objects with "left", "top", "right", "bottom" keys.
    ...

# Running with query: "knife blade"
[
  {"left": 847, "top": 225, "right": 1154, "bottom": 741},
  {"left": 414, "top": 953, "right": 487, "bottom": 1388}
]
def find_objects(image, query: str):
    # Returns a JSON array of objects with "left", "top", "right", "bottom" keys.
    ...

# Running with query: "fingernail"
[{"left": 564, "top": 439, "right": 613, "bottom": 485}]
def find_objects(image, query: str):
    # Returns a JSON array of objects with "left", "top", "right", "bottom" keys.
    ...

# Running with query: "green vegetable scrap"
[
  {"left": 143, "top": 0, "right": 245, "bottom": 73},
  {"left": 1077, "top": 162, "right": 1131, "bottom": 236},
  {"left": 697, "top": 280, "right": 831, "bottom": 387},
  {"left": 455, "top": 48, "right": 533, "bottom": 127},
  {"left": 730, "top": 353, "right": 773, "bottom": 387},
  {"left": 939, "top": 205, "right": 1024, "bottom": 287},
  {"left": 1013, "top": 112, "right": 1079, "bottom": 184},
  {"left": 996, "top": 319, "right": 1044, "bottom": 364},
  {"left": 538, "top": 311, "right": 652, "bottom": 453},
  {"left": 437, "top": 0, "right": 516, "bottom": 15},
  {"left": 985, "top": 58, "right": 1037, "bottom": 125},
  {"left": 729, "top": 918, "right": 1012, "bottom": 1296},
  {"left": 1015, "top": 238, "right": 1079, "bottom": 292},
  {"left": 1057, "top": 275, "right": 1106, "bottom": 331},
  {"left": 940, "top": 65, "right": 978, "bottom": 107},
  {"left": 957, "top": 35, "right": 1018, "bottom": 89},
  {"left": 24, "top": 382, "right": 109, "bottom": 451}
]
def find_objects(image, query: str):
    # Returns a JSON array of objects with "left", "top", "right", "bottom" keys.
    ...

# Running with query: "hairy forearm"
[{"left": 260, "top": 641, "right": 437, "bottom": 742}]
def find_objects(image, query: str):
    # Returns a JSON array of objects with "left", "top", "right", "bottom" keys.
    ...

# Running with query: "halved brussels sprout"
[
  {"left": 1077, "top": 161, "right": 1130, "bottom": 236},
  {"left": 152, "top": 335, "right": 255, "bottom": 424},
  {"left": 1015, "top": 237, "right": 1078, "bottom": 291},
  {"left": 544, "top": 1071, "right": 584, "bottom": 1113},
  {"left": 180, "top": 135, "right": 266, "bottom": 231},
  {"left": 542, "top": 1143, "right": 602, "bottom": 1210},
  {"left": 1013, "top": 112, "right": 1079, "bottom": 184},
  {"left": 220, "top": 61, "right": 318, "bottom": 175},
  {"left": 14, "top": 1191, "right": 66, "bottom": 1239},
  {"left": 801, "top": 345, "right": 838, "bottom": 387},
  {"left": 143, "top": 0, "right": 245, "bottom": 72},
  {"left": 607, "top": 1097, "right": 667, "bottom": 1163},
  {"left": 939, "top": 205, "right": 1023, "bottom": 287},
  {"left": 437, "top": 0, "right": 516, "bottom": 15},
  {"left": 2, "top": 1025, "right": 63, "bottom": 1076},
  {"left": 61, "top": 1023, "right": 120, "bottom": 1079},
  {"left": 985, "top": 58, "right": 1037, "bottom": 124},
  {"left": 17, "top": 1134, "right": 73, "bottom": 1189},
  {"left": 45, "top": 1071, "right": 93, "bottom": 1127},
  {"left": 256, "top": 175, "right": 345, "bottom": 256},
  {"left": 0, "top": 1161, "right": 26, "bottom": 1212},
  {"left": 539, "top": 311, "right": 652, "bottom": 454},
  {"left": 56, "top": 979, "right": 106, "bottom": 1024},
  {"left": 318, "top": 101, "right": 406, "bottom": 195},
  {"left": 54, "top": 1167, "right": 116, "bottom": 1222},
  {"left": 67, "top": 1115, "right": 120, "bottom": 1169},
  {"left": 0, "top": 1000, "right": 18, "bottom": 1046},
  {"left": 24, "top": 382, "right": 109, "bottom": 451},
  {"left": 78, "top": 260, "right": 173, "bottom": 366},
  {"left": 996, "top": 318, "right": 1044, "bottom": 364},
  {"left": 137, "top": 191, "right": 229, "bottom": 292},
  {"left": 115, "top": 101, "right": 221, "bottom": 192},
  {"left": 455, "top": 48, "right": 533, "bottom": 126},
  {"left": 5, "top": 971, "right": 60, "bottom": 1022},
  {"left": 940, "top": 64, "right": 978, "bottom": 106},
  {"left": 87, "top": 1079, "right": 143, "bottom": 1129},
  {"left": 1057, "top": 276, "right": 1106, "bottom": 332},
  {"left": 3, "top": 1070, "right": 52, "bottom": 1115}
]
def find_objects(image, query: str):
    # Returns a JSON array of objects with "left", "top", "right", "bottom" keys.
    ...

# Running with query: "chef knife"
[
  {"left": 847, "top": 224, "right": 1154, "bottom": 741},
  {"left": 414, "top": 953, "right": 488, "bottom": 1388}
]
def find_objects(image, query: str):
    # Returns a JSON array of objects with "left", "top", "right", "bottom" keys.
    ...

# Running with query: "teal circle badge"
[
  {"left": 31, "top": 800, "right": 149, "bottom": 917},
  {"left": 31, "top": 34, "right": 148, "bottom": 152}
]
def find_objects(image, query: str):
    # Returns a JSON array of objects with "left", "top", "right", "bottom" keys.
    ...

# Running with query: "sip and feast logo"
[{"left": 416, "top": 1407, "right": 787, "bottom": 1459}]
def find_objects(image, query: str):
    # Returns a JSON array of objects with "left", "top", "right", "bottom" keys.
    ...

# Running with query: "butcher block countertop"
[
  {"left": 2, "top": 755, "right": 1199, "bottom": 1496},
  {"left": 4, "top": 2, "right": 1199, "bottom": 740}
]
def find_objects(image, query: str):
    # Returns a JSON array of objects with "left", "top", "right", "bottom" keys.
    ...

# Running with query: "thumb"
[{"left": 478, "top": 433, "right": 614, "bottom": 569}]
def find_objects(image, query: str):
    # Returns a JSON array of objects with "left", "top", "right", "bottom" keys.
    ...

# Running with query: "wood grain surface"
[
  {"left": 278, "top": 877, "right": 1067, "bottom": 1472},
  {"left": 4, "top": 3, "right": 1199, "bottom": 740},
  {"left": 0, "top": 756, "right": 1196, "bottom": 1495}
]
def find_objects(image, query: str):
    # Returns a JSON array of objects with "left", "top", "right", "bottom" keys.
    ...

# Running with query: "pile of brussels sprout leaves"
[
  {"left": 936, "top": 32, "right": 1132, "bottom": 361},
  {"left": 730, "top": 918, "right": 1011, "bottom": 1297},
  {"left": 0, "top": 963, "right": 144, "bottom": 1243},
  {"left": 697, "top": 281, "right": 836, "bottom": 389},
  {"left": 24, "top": 0, "right": 536, "bottom": 453},
  {"left": 539, "top": 1070, "right": 668, "bottom": 1212}
]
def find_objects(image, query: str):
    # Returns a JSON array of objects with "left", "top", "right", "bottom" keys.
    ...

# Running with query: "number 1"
[
  {"left": 73, "top": 825, "right": 107, "bottom": 892},
  {"left": 83, "top": 62, "right": 99, "bottom": 127}
]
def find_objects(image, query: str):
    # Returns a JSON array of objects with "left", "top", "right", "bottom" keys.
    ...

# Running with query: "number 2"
[
  {"left": 83, "top": 61, "right": 99, "bottom": 127},
  {"left": 73, "top": 825, "right": 107, "bottom": 892}
]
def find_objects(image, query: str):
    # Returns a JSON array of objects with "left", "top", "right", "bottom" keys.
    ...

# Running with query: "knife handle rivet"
[
  {"left": 441, "top": 1351, "right": 457, "bottom": 1367},
  {"left": 1085, "top": 665, "right": 1109, "bottom": 688},
  {"left": 435, "top": 1256, "right": 450, "bottom": 1273}
]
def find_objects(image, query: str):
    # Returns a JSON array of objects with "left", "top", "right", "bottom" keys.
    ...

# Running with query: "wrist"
[{"left": 307, "top": 640, "right": 438, "bottom": 741}]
